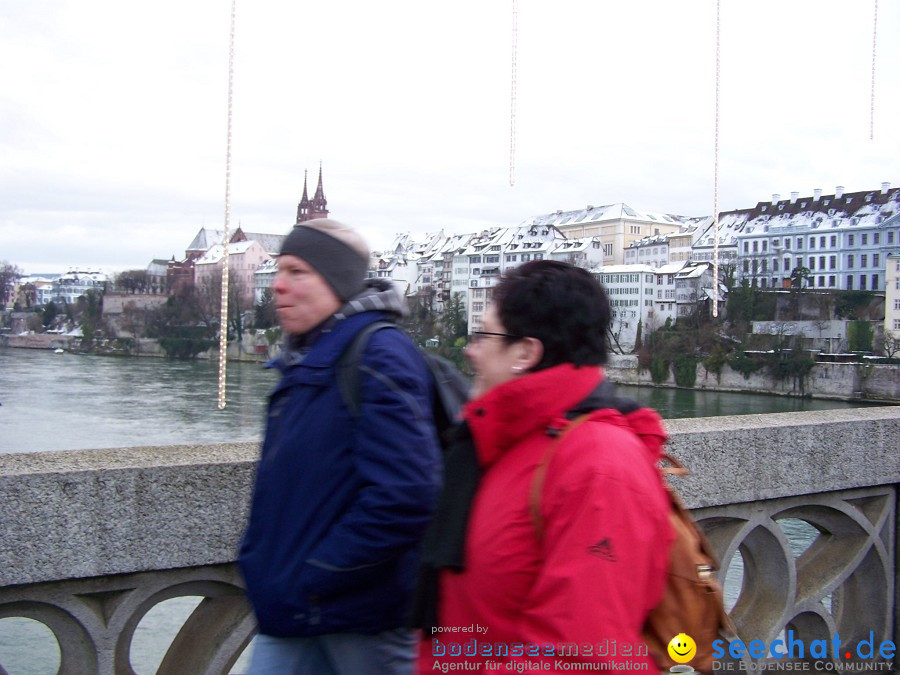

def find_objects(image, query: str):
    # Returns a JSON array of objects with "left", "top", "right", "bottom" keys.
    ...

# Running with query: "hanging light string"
[
  {"left": 509, "top": 0, "right": 518, "bottom": 187},
  {"left": 712, "top": 0, "right": 721, "bottom": 318},
  {"left": 218, "top": 0, "right": 237, "bottom": 410},
  {"left": 870, "top": 0, "right": 878, "bottom": 140}
]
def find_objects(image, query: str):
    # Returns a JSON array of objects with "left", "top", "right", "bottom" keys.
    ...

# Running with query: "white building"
[
  {"left": 53, "top": 269, "right": 109, "bottom": 305},
  {"left": 727, "top": 184, "right": 899, "bottom": 291},
  {"left": 886, "top": 253, "right": 900, "bottom": 351},
  {"left": 519, "top": 203, "right": 696, "bottom": 266},
  {"left": 254, "top": 258, "right": 277, "bottom": 303},
  {"left": 599, "top": 264, "right": 656, "bottom": 352},
  {"left": 674, "top": 262, "right": 723, "bottom": 321},
  {"left": 464, "top": 224, "right": 566, "bottom": 331},
  {"left": 651, "top": 263, "right": 684, "bottom": 330},
  {"left": 550, "top": 237, "right": 605, "bottom": 271}
]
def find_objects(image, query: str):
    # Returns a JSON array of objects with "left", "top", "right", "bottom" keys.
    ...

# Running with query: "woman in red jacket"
[{"left": 417, "top": 260, "right": 673, "bottom": 674}]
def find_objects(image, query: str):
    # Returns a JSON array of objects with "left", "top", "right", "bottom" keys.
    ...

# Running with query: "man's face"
[{"left": 272, "top": 254, "right": 342, "bottom": 335}]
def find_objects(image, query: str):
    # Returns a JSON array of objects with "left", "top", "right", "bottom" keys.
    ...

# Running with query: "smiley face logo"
[{"left": 667, "top": 633, "right": 697, "bottom": 665}]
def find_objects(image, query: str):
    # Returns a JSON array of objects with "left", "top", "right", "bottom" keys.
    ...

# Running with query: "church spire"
[
  {"left": 310, "top": 161, "right": 329, "bottom": 219},
  {"left": 296, "top": 164, "right": 329, "bottom": 223},
  {"left": 296, "top": 170, "right": 311, "bottom": 223}
]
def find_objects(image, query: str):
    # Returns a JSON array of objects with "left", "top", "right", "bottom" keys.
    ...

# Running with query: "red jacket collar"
[{"left": 463, "top": 364, "right": 604, "bottom": 468}]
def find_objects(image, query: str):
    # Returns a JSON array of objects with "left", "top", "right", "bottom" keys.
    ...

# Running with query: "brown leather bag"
[{"left": 529, "top": 414, "right": 734, "bottom": 673}]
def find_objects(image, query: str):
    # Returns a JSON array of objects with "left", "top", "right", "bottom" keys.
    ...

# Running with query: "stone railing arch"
[
  {"left": 693, "top": 485, "right": 894, "bottom": 669},
  {"left": 0, "top": 565, "right": 254, "bottom": 674}
]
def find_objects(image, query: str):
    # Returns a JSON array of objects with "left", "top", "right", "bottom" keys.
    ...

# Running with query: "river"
[
  {"left": 0, "top": 347, "right": 868, "bottom": 673},
  {"left": 0, "top": 347, "right": 879, "bottom": 455}
]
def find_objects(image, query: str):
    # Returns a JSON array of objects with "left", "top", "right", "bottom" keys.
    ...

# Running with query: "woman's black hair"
[{"left": 492, "top": 259, "right": 610, "bottom": 370}]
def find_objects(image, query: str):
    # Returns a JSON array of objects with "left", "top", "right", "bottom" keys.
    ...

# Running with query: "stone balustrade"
[{"left": 1, "top": 407, "right": 898, "bottom": 674}]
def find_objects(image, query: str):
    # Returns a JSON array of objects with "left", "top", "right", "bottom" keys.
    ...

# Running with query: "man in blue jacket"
[{"left": 239, "top": 219, "right": 442, "bottom": 674}]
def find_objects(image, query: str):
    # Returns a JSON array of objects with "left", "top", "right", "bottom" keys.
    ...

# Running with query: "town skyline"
[{"left": 2, "top": 0, "right": 897, "bottom": 275}]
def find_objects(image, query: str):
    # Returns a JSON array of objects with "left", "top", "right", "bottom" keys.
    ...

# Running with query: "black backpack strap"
[
  {"left": 420, "top": 352, "right": 470, "bottom": 431},
  {"left": 336, "top": 320, "right": 396, "bottom": 417}
]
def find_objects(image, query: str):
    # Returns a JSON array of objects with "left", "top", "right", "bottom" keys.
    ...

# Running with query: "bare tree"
[
  {"left": 0, "top": 261, "right": 22, "bottom": 309},
  {"left": 882, "top": 331, "right": 900, "bottom": 359}
]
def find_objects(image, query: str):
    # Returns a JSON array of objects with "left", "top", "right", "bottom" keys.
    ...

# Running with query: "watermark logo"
[{"left": 668, "top": 633, "right": 698, "bottom": 673}]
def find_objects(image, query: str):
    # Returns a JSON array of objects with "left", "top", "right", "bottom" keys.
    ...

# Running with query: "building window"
[
  {"left": 847, "top": 276, "right": 853, "bottom": 290},
  {"left": 847, "top": 255, "right": 854, "bottom": 268},
  {"left": 862, "top": 234, "right": 868, "bottom": 245},
  {"left": 819, "top": 256, "right": 825, "bottom": 270},
  {"left": 785, "top": 239, "right": 792, "bottom": 250},
  {"left": 848, "top": 235, "right": 854, "bottom": 246},
  {"left": 818, "top": 276, "right": 825, "bottom": 287},
  {"left": 809, "top": 238, "right": 815, "bottom": 249},
  {"left": 820, "top": 236, "right": 826, "bottom": 248},
  {"left": 830, "top": 255, "right": 836, "bottom": 270},
  {"left": 829, "top": 276, "right": 835, "bottom": 287},
  {"left": 761, "top": 278, "right": 768, "bottom": 288},
  {"left": 872, "top": 275, "right": 878, "bottom": 289},
  {"left": 797, "top": 237, "right": 803, "bottom": 249},
  {"left": 745, "top": 242, "right": 750, "bottom": 253},
  {"left": 873, "top": 254, "right": 879, "bottom": 268},
  {"left": 888, "top": 232, "right": 895, "bottom": 244},
  {"left": 830, "top": 235, "right": 837, "bottom": 247},
  {"left": 861, "top": 255, "right": 868, "bottom": 268},
  {"left": 859, "top": 275, "right": 867, "bottom": 290},
  {"left": 773, "top": 259, "right": 779, "bottom": 272},
  {"left": 809, "top": 258, "right": 815, "bottom": 270},
  {"left": 874, "top": 233, "right": 880, "bottom": 244}
]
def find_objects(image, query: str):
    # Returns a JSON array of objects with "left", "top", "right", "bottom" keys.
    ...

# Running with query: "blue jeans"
[{"left": 246, "top": 628, "right": 416, "bottom": 675}]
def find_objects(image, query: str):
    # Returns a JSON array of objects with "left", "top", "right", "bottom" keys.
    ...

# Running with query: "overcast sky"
[{"left": 1, "top": 0, "right": 897, "bottom": 275}]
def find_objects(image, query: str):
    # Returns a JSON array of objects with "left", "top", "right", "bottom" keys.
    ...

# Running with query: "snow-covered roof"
[
  {"left": 255, "top": 259, "right": 277, "bottom": 275},
  {"left": 195, "top": 241, "right": 261, "bottom": 265},
  {"left": 186, "top": 227, "right": 286, "bottom": 255},
  {"left": 655, "top": 262, "right": 686, "bottom": 275},
  {"left": 694, "top": 186, "right": 900, "bottom": 248},
  {"left": 676, "top": 264, "right": 710, "bottom": 279},
  {"left": 520, "top": 203, "right": 701, "bottom": 230},
  {"left": 57, "top": 269, "right": 109, "bottom": 282},
  {"left": 551, "top": 237, "right": 600, "bottom": 253},
  {"left": 600, "top": 264, "right": 655, "bottom": 274}
]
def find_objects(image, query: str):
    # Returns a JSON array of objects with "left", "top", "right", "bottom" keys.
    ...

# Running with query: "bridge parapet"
[{"left": 1, "top": 407, "right": 898, "bottom": 673}]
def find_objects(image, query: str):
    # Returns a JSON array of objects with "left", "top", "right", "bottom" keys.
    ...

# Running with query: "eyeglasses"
[{"left": 467, "top": 331, "right": 521, "bottom": 344}]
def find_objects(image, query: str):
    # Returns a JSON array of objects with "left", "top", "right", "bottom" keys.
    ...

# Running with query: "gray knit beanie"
[{"left": 278, "top": 219, "right": 370, "bottom": 301}]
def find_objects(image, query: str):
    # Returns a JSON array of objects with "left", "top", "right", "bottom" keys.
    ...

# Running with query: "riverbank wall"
[
  {"left": 606, "top": 354, "right": 900, "bottom": 402},
  {"left": 5, "top": 334, "right": 898, "bottom": 401},
  {"left": 0, "top": 333, "right": 271, "bottom": 363}
]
